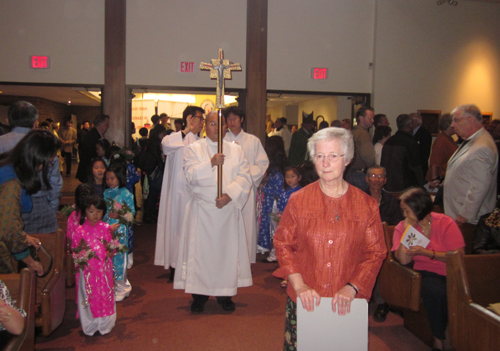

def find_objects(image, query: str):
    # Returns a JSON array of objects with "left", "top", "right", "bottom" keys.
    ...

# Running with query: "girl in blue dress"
[
  {"left": 258, "top": 136, "right": 287, "bottom": 262},
  {"left": 103, "top": 161, "right": 135, "bottom": 302}
]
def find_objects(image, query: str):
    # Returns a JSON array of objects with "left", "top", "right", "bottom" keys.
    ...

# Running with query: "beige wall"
[
  {"left": 373, "top": 0, "right": 500, "bottom": 124},
  {"left": 126, "top": 0, "right": 246, "bottom": 89},
  {"left": 0, "top": 0, "right": 104, "bottom": 84},
  {"left": 267, "top": 0, "right": 375, "bottom": 93}
]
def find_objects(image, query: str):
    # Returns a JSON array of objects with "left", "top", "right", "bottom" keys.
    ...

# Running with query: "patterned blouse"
[{"left": 0, "top": 280, "right": 26, "bottom": 331}]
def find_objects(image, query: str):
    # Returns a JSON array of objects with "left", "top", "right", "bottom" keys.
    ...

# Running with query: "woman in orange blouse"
[{"left": 273, "top": 127, "right": 386, "bottom": 350}]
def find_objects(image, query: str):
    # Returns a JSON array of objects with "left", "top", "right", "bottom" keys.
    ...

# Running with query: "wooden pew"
[
  {"left": 0, "top": 269, "right": 36, "bottom": 351},
  {"left": 57, "top": 211, "right": 75, "bottom": 287},
  {"left": 446, "top": 251, "right": 500, "bottom": 351},
  {"left": 29, "top": 229, "right": 66, "bottom": 336}
]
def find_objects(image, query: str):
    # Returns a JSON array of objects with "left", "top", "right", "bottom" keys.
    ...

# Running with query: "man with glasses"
[
  {"left": 444, "top": 104, "right": 498, "bottom": 226},
  {"left": 155, "top": 106, "right": 205, "bottom": 282},
  {"left": 0, "top": 101, "right": 62, "bottom": 233}
]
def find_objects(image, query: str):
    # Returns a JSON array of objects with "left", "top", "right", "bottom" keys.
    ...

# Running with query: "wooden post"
[
  {"left": 103, "top": 0, "right": 127, "bottom": 147},
  {"left": 246, "top": 0, "right": 268, "bottom": 145}
]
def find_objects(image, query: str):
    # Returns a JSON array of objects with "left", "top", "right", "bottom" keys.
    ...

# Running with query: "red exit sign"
[
  {"left": 31, "top": 56, "right": 50, "bottom": 69},
  {"left": 179, "top": 61, "right": 195, "bottom": 73},
  {"left": 311, "top": 67, "right": 328, "bottom": 80}
]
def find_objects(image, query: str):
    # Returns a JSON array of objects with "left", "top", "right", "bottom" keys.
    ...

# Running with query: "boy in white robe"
[
  {"left": 224, "top": 106, "right": 269, "bottom": 263},
  {"left": 174, "top": 111, "right": 252, "bottom": 312},
  {"left": 154, "top": 106, "right": 205, "bottom": 281}
]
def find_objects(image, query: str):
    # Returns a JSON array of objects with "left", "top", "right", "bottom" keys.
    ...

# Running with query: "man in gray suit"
[{"left": 443, "top": 104, "right": 498, "bottom": 226}]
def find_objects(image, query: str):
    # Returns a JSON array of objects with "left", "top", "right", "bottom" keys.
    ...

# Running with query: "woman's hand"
[
  {"left": 108, "top": 212, "right": 119, "bottom": 219},
  {"left": 407, "top": 245, "right": 427, "bottom": 257},
  {"left": 25, "top": 235, "right": 41, "bottom": 249},
  {"left": 332, "top": 285, "right": 357, "bottom": 316},
  {"left": 22, "top": 256, "right": 44, "bottom": 276},
  {"left": 110, "top": 223, "right": 120, "bottom": 233},
  {"left": 295, "top": 284, "right": 321, "bottom": 312}
]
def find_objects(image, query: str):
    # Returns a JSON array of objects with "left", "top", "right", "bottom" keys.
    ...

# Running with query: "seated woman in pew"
[
  {"left": 392, "top": 187, "right": 465, "bottom": 351},
  {"left": 0, "top": 279, "right": 26, "bottom": 348}
]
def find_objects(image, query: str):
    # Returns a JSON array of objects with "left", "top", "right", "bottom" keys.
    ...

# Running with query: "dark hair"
[
  {"left": 396, "top": 114, "right": 412, "bottom": 131},
  {"left": 300, "top": 161, "right": 318, "bottom": 187},
  {"left": 87, "top": 157, "right": 107, "bottom": 191},
  {"left": 355, "top": 106, "right": 374, "bottom": 122},
  {"left": 265, "top": 136, "right": 287, "bottom": 175},
  {"left": 223, "top": 106, "right": 245, "bottom": 120},
  {"left": 109, "top": 145, "right": 121, "bottom": 160},
  {"left": 182, "top": 106, "right": 204, "bottom": 126},
  {"left": 279, "top": 117, "right": 287, "bottom": 125},
  {"left": 75, "top": 183, "right": 96, "bottom": 221},
  {"left": 39, "top": 121, "right": 50, "bottom": 129},
  {"left": 330, "top": 120, "right": 342, "bottom": 127},
  {"left": 139, "top": 127, "right": 148, "bottom": 137},
  {"left": 174, "top": 119, "right": 182, "bottom": 126},
  {"left": 373, "top": 114, "right": 387, "bottom": 127},
  {"left": 93, "top": 113, "right": 110, "bottom": 127},
  {"left": 373, "top": 125, "right": 392, "bottom": 144},
  {"left": 106, "top": 161, "right": 127, "bottom": 188},
  {"left": 319, "top": 121, "right": 329, "bottom": 130},
  {"left": 284, "top": 166, "right": 302, "bottom": 189},
  {"left": 400, "top": 187, "right": 433, "bottom": 221},
  {"left": 0, "top": 130, "right": 60, "bottom": 194},
  {"left": 96, "top": 139, "right": 111, "bottom": 159},
  {"left": 80, "top": 194, "right": 107, "bottom": 225},
  {"left": 151, "top": 114, "right": 160, "bottom": 125},
  {"left": 8, "top": 101, "right": 38, "bottom": 128}
]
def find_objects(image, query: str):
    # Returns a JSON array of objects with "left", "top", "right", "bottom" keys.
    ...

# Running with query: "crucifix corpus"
[{"left": 200, "top": 48, "right": 242, "bottom": 198}]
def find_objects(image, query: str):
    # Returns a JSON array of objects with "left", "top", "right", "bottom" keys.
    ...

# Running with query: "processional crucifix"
[{"left": 200, "top": 49, "right": 242, "bottom": 197}]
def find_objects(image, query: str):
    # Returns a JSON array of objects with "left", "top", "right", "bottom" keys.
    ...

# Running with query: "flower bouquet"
[
  {"left": 60, "top": 204, "right": 76, "bottom": 219},
  {"left": 105, "top": 199, "right": 136, "bottom": 225},
  {"left": 118, "top": 147, "right": 135, "bottom": 162},
  {"left": 101, "top": 231, "right": 129, "bottom": 255},
  {"left": 72, "top": 238, "right": 98, "bottom": 271},
  {"left": 270, "top": 211, "right": 283, "bottom": 223}
]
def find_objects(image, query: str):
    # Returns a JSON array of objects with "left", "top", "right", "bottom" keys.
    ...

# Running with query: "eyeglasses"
[{"left": 314, "top": 153, "right": 344, "bottom": 162}]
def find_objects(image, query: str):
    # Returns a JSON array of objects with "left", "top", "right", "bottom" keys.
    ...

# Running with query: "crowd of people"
[{"left": 0, "top": 100, "right": 498, "bottom": 351}]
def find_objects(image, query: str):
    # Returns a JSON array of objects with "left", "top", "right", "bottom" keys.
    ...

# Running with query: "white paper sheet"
[{"left": 297, "top": 298, "right": 368, "bottom": 351}]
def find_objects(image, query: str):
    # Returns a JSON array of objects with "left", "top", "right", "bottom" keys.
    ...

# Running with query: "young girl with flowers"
[
  {"left": 103, "top": 161, "right": 135, "bottom": 302},
  {"left": 72, "top": 194, "right": 118, "bottom": 336}
]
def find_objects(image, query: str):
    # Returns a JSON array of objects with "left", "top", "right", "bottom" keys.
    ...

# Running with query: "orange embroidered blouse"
[{"left": 273, "top": 181, "right": 386, "bottom": 302}]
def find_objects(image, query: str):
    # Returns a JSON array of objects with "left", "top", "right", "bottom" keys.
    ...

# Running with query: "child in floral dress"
[
  {"left": 72, "top": 195, "right": 117, "bottom": 336},
  {"left": 103, "top": 161, "right": 135, "bottom": 302}
]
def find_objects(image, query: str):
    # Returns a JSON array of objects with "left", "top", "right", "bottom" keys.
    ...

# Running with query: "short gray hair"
[
  {"left": 452, "top": 104, "right": 482, "bottom": 122},
  {"left": 367, "top": 165, "right": 386, "bottom": 177},
  {"left": 307, "top": 127, "right": 354, "bottom": 163}
]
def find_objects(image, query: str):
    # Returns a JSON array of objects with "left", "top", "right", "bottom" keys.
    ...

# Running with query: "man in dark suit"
[
  {"left": 381, "top": 114, "right": 424, "bottom": 192},
  {"left": 76, "top": 114, "right": 110, "bottom": 183},
  {"left": 287, "top": 114, "right": 315, "bottom": 166},
  {"left": 410, "top": 112, "right": 432, "bottom": 178}
]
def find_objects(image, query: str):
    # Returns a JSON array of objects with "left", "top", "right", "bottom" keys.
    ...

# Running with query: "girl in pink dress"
[{"left": 72, "top": 194, "right": 118, "bottom": 336}]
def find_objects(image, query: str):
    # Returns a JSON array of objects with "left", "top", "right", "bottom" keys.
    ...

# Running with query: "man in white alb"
[
  {"left": 223, "top": 106, "right": 269, "bottom": 263},
  {"left": 154, "top": 106, "right": 205, "bottom": 281},
  {"left": 268, "top": 117, "right": 291, "bottom": 156},
  {"left": 174, "top": 111, "right": 252, "bottom": 312}
]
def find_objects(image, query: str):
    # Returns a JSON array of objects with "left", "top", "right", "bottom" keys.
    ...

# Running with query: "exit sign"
[
  {"left": 178, "top": 61, "right": 195, "bottom": 73},
  {"left": 31, "top": 56, "right": 50, "bottom": 69},
  {"left": 311, "top": 67, "right": 328, "bottom": 80}
]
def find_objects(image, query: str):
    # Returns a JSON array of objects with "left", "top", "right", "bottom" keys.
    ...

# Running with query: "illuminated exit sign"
[
  {"left": 30, "top": 56, "right": 50, "bottom": 69},
  {"left": 311, "top": 67, "right": 328, "bottom": 80},
  {"left": 178, "top": 61, "right": 195, "bottom": 73}
]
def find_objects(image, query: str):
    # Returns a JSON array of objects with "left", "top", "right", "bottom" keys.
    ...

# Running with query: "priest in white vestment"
[
  {"left": 223, "top": 106, "right": 269, "bottom": 263},
  {"left": 174, "top": 111, "right": 252, "bottom": 312},
  {"left": 154, "top": 106, "right": 205, "bottom": 280}
]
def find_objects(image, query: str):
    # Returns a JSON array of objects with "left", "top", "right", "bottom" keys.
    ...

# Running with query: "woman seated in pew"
[
  {"left": 393, "top": 187, "right": 465, "bottom": 351},
  {"left": 0, "top": 279, "right": 26, "bottom": 348}
]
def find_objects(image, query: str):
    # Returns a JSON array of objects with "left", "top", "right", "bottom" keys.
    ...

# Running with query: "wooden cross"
[{"left": 200, "top": 49, "right": 241, "bottom": 108}]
